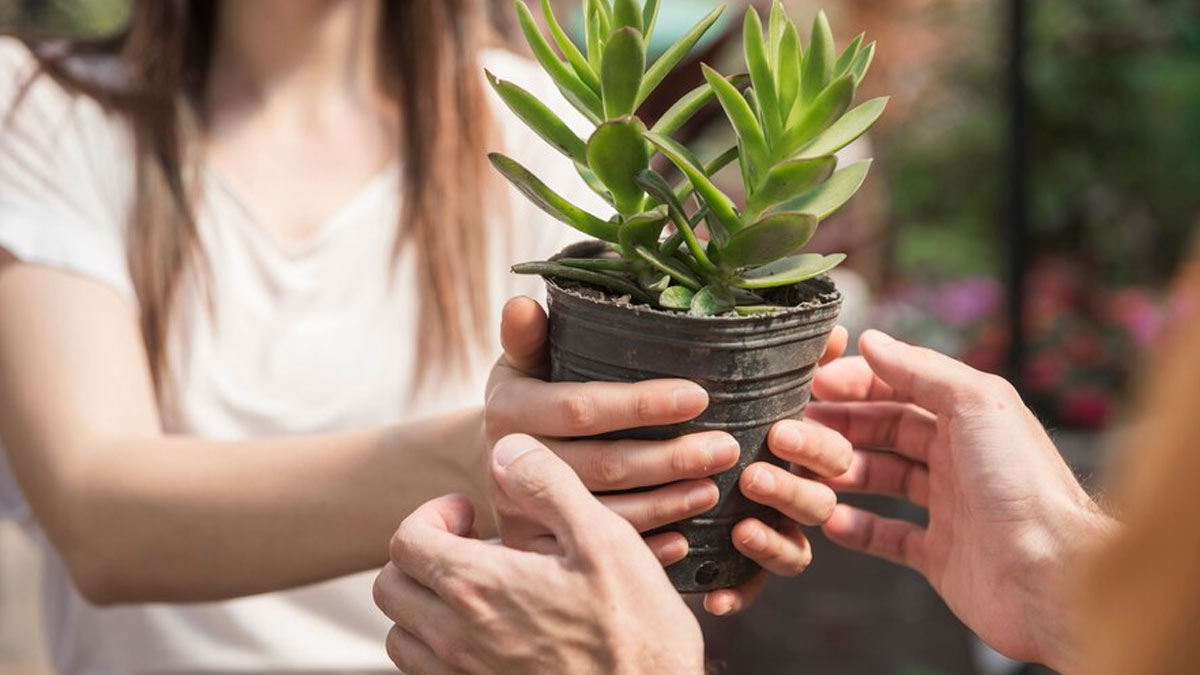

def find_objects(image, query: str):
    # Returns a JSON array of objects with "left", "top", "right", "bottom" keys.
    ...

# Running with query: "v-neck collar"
[{"left": 203, "top": 161, "right": 401, "bottom": 258}]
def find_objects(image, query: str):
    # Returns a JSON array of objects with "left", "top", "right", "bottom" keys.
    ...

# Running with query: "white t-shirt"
[{"left": 0, "top": 38, "right": 604, "bottom": 674}]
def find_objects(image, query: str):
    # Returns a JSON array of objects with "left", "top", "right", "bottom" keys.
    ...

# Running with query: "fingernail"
[
  {"left": 775, "top": 422, "right": 804, "bottom": 452},
  {"left": 706, "top": 434, "right": 740, "bottom": 468},
  {"left": 684, "top": 483, "right": 719, "bottom": 512},
  {"left": 713, "top": 599, "right": 733, "bottom": 616},
  {"left": 742, "top": 525, "right": 768, "bottom": 552},
  {"left": 672, "top": 386, "right": 708, "bottom": 415},
  {"left": 493, "top": 434, "right": 538, "bottom": 468},
  {"left": 747, "top": 466, "right": 777, "bottom": 494}
]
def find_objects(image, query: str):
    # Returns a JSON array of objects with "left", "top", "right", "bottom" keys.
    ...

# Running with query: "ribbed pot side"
[{"left": 543, "top": 259, "right": 843, "bottom": 593}]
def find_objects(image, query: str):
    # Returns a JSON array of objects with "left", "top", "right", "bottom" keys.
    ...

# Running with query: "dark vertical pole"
[{"left": 1005, "top": 0, "right": 1029, "bottom": 391}]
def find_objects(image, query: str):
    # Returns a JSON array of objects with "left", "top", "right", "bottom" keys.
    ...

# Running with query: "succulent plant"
[{"left": 490, "top": 0, "right": 887, "bottom": 316}]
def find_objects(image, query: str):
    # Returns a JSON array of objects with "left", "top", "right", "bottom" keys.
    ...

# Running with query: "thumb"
[
  {"left": 500, "top": 296, "right": 549, "bottom": 378},
  {"left": 858, "top": 329, "right": 994, "bottom": 413},
  {"left": 490, "top": 434, "right": 610, "bottom": 553}
]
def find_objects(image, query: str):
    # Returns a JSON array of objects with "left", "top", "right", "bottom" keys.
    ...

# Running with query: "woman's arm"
[
  {"left": 0, "top": 258, "right": 725, "bottom": 605},
  {"left": 0, "top": 255, "right": 491, "bottom": 604}
]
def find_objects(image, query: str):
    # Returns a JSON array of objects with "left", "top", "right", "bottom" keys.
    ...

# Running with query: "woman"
[{"left": 0, "top": 1, "right": 846, "bottom": 672}]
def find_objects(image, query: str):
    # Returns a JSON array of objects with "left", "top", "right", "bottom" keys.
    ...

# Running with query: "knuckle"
[
  {"left": 590, "top": 446, "right": 628, "bottom": 489},
  {"left": 384, "top": 626, "right": 406, "bottom": 667},
  {"left": 388, "top": 527, "right": 413, "bottom": 563},
  {"left": 784, "top": 547, "right": 814, "bottom": 576},
  {"left": 634, "top": 390, "right": 658, "bottom": 424},
  {"left": 559, "top": 392, "right": 597, "bottom": 433},
  {"left": 483, "top": 383, "right": 513, "bottom": 436}
]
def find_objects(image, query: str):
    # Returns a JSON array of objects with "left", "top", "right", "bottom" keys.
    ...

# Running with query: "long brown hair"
[{"left": 12, "top": 0, "right": 493, "bottom": 390}]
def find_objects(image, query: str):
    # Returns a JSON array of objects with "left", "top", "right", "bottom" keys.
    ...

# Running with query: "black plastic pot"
[{"left": 543, "top": 241, "right": 843, "bottom": 593}]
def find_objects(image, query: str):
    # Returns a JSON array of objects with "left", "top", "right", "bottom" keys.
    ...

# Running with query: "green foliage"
[{"left": 498, "top": 0, "right": 885, "bottom": 315}]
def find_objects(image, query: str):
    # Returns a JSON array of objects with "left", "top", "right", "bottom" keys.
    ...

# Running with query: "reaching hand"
[
  {"left": 374, "top": 434, "right": 702, "bottom": 675},
  {"left": 809, "top": 330, "right": 1116, "bottom": 671}
]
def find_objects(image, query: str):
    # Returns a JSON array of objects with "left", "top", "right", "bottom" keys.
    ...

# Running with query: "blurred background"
[{"left": 2, "top": 0, "right": 1198, "bottom": 673}]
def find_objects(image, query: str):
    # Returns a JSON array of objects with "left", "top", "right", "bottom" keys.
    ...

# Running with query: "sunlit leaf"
[
  {"left": 732, "top": 252, "right": 846, "bottom": 288},
  {"left": 800, "top": 10, "right": 835, "bottom": 104},
  {"left": 515, "top": 0, "right": 603, "bottom": 123},
  {"left": 637, "top": 6, "right": 725, "bottom": 107},
  {"left": 780, "top": 74, "right": 854, "bottom": 159},
  {"left": 542, "top": 0, "right": 600, "bottom": 94},
  {"left": 794, "top": 97, "right": 887, "bottom": 160},
  {"left": 489, "top": 153, "right": 619, "bottom": 242},
  {"left": 702, "top": 64, "right": 770, "bottom": 178},
  {"left": 601, "top": 27, "right": 645, "bottom": 118},
  {"left": 744, "top": 9, "right": 782, "bottom": 143},
  {"left": 588, "top": 117, "right": 650, "bottom": 214},
  {"left": 486, "top": 70, "right": 588, "bottom": 164},
  {"left": 782, "top": 159, "right": 871, "bottom": 220}
]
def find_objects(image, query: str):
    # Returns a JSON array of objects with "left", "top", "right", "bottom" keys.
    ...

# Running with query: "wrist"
[{"left": 1022, "top": 497, "right": 1117, "bottom": 672}]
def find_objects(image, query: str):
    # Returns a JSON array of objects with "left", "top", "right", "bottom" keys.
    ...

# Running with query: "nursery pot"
[{"left": 543, "top": 241, "right": 843, "bottom": 593}]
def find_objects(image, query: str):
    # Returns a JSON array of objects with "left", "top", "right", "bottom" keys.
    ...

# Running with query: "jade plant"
[{"left": 490, "top": 0, "right": 887, "bottom": 316}]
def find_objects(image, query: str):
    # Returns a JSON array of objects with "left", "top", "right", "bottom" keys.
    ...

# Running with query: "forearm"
[{"left": 39, "top": 407, "right": 489, "bottom": 604}]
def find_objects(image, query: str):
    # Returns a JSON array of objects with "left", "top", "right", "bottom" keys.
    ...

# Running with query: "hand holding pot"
[
  {"left": 807, "top": 330, "right": 1115, "bottom": 671},
  {"left": 374, "top": 434, "right": 703, "bottom": 675},
  {"left": 485, "top": 297, "right": 740, "bottom": 559}
]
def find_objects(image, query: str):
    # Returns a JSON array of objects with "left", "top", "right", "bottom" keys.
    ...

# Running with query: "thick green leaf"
[
  {"left": 851, "top": 41, "right": 876, "bottom": 86},
  {"left": 542, "top": 0, "right": 601, "bottom": 94},
  {"left": 834, "top": 32, "right": 865, "bottom": 77},
  {"left": 489, "top": 153, "right": 619, "bottom": 242},
  {"left": 516, "top": 1, "right": 603, "bottom": 123},
  {"left": 634, "top": 244, "right": 701, "bottom": 290},
  {"left": 745, "top": 156, "right": 837, "bottom": 220},
  {"left": 612, "top": 0, "right": 641, "bottom": 32},
  {"left": 767, "top": 1, "right": 789, "bottom": 67},
  {"left": 557, "top": 257, "right": 632, "bottom": 272},
  {"left": 776, "top": 22, "right": 801, "bottom": 124},
  {"left": 634, "top": 169, "right": 718, "bottom": 273},
  {"left": 637, "top": 6, "right": 725, "bottom": 107},
  {"left": 618, "top": 205, "right": 669, "bottom": 253},
  {"left": 650, "top": 74, "right": 750, "bottom": 138},
  {"left": 783, "top": 159, "right": 871, "bottom": 220},
  {"left": 588, "top": 117, "right": 650, "bottom": 214},
  {"left": 512, "top": 261, "right": 653, "bottom": 303},
  {"left": 486, "top": 70, "right": 588, "bottom": 164},
  {"left": 800, "top": 10, "right": 835, "bottom": 104},
  {"left": 780, "top": 74, "right": 854, "bottom": 159},
  {"left": 601, "top": 28, "right": 645, "bottom": 118},
  {"left": 642, "top": 0, "right": 661, "bottom": 42},
  {"left": 690, "top": 285, "right": 735, "bottom": 316},
  {"left": 659, "top": 285, "right": 695, "bottom": 310},
  {"left": 587, "top": 0, "right": 612, "bottom": 23},
  {"left": 643, "top": 131, "right": 744, "bottom": 235},
  {"left": 585, "top": 5, "right": 605, "bottom": 71},
  {"left": 743, "top": 9, "right": 782, "bottom": 144},
  {"left": 732, "top": 252, "right": 846, "bottom": 289},
  {"left": 702, "top": 64, "right": 770, "bottom": 178},
  {"left": 720, "top": 211, "right": 818, "bottom": 267},
  {"left": 794, "top": 97, "right": 888, "bottom": 159}
]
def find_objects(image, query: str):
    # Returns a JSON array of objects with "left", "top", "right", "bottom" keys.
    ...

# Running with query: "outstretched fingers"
[{"left": 822, "top": 504, "right": 928, "bottom": 574}]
